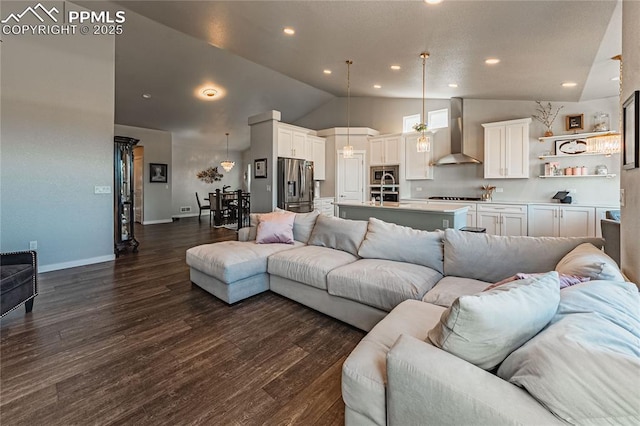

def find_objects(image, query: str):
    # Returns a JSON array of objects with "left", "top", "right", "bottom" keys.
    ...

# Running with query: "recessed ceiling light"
[
  {"left": 611, "top": 76, "right": 620, "bottom": 81},
  {"left": 142, "top": 93, "right": 151, "bottom": 99},
  {"left": 323, "top": 69, "right": 332, "bottom": 74},
  {"left": 448, "top": 83, "right": 458, "bottom": 88},
  {"left": 283, "top": 27, "right": 295, "bottom": 35},
  {"left": 561, "top": 82, "right": 577, "bottom": 88},
  {"left": 425, "top": 0, "right": 443, "bottom": 4},
  {"left": 390, "top": 65, "right": 401, "bottom": 70},
  {"left": 202, "top": 88, "right": 218, "bottom": 97},
  {"left": 373, "top": 84, "right": 382, "bottom": 89},
  {"left": 485, "top": 58, "right": 500, "bottom": 65}
]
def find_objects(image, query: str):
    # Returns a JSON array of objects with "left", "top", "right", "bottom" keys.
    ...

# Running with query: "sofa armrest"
[
  {"left": 237, "top": 226, "right": 256, "bottom": 242},
  {"left": 386, "top": 335, "right": 562, "bottom": 426},
  {"left": 1, "top": 250, "right": 37, "bottom": 268}
]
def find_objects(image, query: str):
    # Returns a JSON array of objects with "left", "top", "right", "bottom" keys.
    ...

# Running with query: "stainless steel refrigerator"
[{"left": 277, "top": 157, "right": 314, "bottom": 213}]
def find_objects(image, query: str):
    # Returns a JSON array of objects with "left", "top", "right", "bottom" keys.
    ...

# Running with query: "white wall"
[
  {"left": 295, "top": 96, "right": 621, "bottom": 206},
  {"left": 621, "top": 0, "right": 640, "bottom": 283},
  {"left": 0, "top": 2, "right": 115, "bottom": 271},
  {"left": 114, "top": 124, "right": 173, "bottom": 224},
  {"left": 172, "top": 135, "right": 244, "bottom": 218}
]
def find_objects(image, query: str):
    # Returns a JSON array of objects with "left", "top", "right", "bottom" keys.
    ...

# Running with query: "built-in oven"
[{"left": 370, "top": 165, "right": 400, "bottom": 202}]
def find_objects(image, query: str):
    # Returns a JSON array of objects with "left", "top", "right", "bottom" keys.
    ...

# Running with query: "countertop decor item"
[
  {"left": 481, "top": 184, "right": 496, "bottom": 201},
  {"left": 532, "top": 101, "right": 563, "bottom": 137}
]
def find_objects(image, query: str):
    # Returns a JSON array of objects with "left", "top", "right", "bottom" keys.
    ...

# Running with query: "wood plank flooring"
[{"left": 1, "top": 218, "right": 365, "bottom": 425}]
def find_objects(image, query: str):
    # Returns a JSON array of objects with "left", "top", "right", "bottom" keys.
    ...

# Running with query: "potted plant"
[{"left": 532, "top": 101, "right": 563, "bottom": 137}]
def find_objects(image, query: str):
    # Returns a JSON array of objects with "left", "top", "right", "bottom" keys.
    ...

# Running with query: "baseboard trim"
[
  {"left": 39, "top": 254, "right": 116, "bottom": 273},
  {"left": 172, "top": 213, "right": 200, "bottom": 219},
  {"left": 142, "top": 219, "right": 173, "bottom": 225}
]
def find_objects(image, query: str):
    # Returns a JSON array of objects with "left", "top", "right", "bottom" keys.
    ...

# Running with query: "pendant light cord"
[
  {"left": 225, "top": 132, "right": 230, "bottom": 158},
  {"left": 346, "top": 60, "right": 352, "bottom": 146}
]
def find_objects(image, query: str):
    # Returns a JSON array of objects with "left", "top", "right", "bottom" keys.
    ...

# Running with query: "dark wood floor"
[{"left": 1, "top": 218, "right": 365, "bottom": 425}]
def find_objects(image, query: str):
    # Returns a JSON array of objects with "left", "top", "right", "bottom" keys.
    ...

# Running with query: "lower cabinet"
[
  {"left": 477, "top": 204, "right": 528, "bottom": 236},
  {"left": 314, "top": 197, "right": 335, "bottom": 217},
  {"left": 527, "top": 205, "right": 595, "bottom": 237}
]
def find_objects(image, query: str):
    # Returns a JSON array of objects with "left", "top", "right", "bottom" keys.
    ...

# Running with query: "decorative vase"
[{"left": 544, "top": 129, "right": 554, "bottom": 137}]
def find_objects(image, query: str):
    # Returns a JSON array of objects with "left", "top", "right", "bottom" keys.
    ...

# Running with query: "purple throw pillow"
[
  {"left": 256, "top": 213, "right": 295, "bottom": 244},
  {"left": 486, "top": 272, "right": 590, "bottom": 291}
]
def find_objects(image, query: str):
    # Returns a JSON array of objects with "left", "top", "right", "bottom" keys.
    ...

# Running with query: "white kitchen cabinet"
[
  {"left": 482, "top": 118, "right": 531, "bottom": 179},
  {"left": 313, "top": 197, "right": 335, "bottom": 217},
  {"left": 277, "top": 126, "right": 306, "bottom": 159},
  {"left": 369, "top": 135, "right": 401, "bottom": 166},
  {"left": 527, "top": 205, "right": 596, "bottom": 237},
  {"left": 309, "top": 136, "right": 326, "bottom": 180},
  {"left": 404, "top": 134, "right": 434, "bottom": 180},
  {"left": 477, "top": 204, "right": 528, "bottom": 236}
]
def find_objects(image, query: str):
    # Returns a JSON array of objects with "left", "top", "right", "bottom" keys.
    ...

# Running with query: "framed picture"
[
  {"left": 623, "top": 90, "right": 639, "bottom": 170},
  {"left": 254, "top": 158, "right": 267, "bottom": 179},
  {"left": 149, "top": 163, "right": 168, "bottom": 183},
  {"left": 565, "top": 114, "right": 584, "bottom": 131}
]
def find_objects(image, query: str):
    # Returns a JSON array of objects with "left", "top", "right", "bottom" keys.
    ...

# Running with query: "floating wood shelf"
[{"left": 538, "top": 174, "right": 617, "bottom": 179}]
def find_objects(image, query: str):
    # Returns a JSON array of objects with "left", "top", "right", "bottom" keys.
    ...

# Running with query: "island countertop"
[{"left": 334, "top": 201, "right": 469, "bottom": 213}]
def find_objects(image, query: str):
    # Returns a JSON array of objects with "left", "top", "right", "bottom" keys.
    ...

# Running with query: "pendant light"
[
  {"left": 343, "top": 60, "right": 354, "bottom": 158},
  {"left": 221, "top": 132, "right": 235, "bottom": 172},
  {"left": 416, "top": 52, "right": 431, "bottom": 153}
]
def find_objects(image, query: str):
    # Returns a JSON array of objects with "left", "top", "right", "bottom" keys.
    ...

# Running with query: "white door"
[
  {"left": 528, "top": 205, "right": 559, "bottom": 237},
  {"left": 337, "top": 150, "right": 365, "bottom": 205},
  {"left": 484, "top": 126, "right": 505, "bottom": 178},
  {"left": 477, "top": 211, "right": 501, "bottom": 235},
  {"left": 502, "top": 213, "right": 527, "bottom": 236},
  {"left": 133, "top": 146, "right": 144, "bottom": 223},
  {"left": 559, "top": 206, "right": 595, "bottom": 237},
  {"left": 504, "top": 122, "right": 529, "bottom": 178}
]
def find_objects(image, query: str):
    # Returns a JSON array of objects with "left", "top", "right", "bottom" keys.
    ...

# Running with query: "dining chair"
[{"left": 195, "top": 192, "right": 211, "bottom": 224}]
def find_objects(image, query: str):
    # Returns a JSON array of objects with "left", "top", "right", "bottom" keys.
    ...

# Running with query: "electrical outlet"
[
  {"left": 266, "top": 185, "right": 271, "bottom": 192},
  {"left": 495, "top": 187, "right": 503, "bottom": 193},
  {"left": 620, "top": 189, "right": 625, "bottom": 207},
  {"left": 94, "top": 185, "right": 111, "bottom": 194},
  {"left": 416, "top": 187, "right": 423, "bottom": 192},
  {"left": 29, "top": 240, "right": 37, "bottom": 250},
  {"left": 442, "top": 219, "right": 449, "bottom": 228}
]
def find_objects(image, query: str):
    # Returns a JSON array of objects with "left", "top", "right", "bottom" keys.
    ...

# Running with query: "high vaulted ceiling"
[{"left": 105, "top": 0, "right": 622, "bottom": 149}]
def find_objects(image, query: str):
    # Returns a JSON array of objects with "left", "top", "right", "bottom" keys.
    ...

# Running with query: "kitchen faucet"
[{"left": 379, "top": 172, "right": 396, "bottom": 206}]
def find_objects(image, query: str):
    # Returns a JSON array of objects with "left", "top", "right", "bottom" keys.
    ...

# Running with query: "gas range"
[{"left": 428, "top": 196, "right": 483, "bottom": 201}]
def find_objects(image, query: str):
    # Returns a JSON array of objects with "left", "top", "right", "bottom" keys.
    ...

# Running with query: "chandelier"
[
  {"left": 416, "top": 52, "right": 431, "bottom": 153},
  {"left": 220, "top": 132, "right": 235, "bottom": 172},
  {"left": 343, "top": 60, "right": 354, "bottom": 158}
]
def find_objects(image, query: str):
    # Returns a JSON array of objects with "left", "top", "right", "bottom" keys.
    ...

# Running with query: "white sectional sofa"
[{"left": 186, "top": 211, "right": 639, "bottom": 425}]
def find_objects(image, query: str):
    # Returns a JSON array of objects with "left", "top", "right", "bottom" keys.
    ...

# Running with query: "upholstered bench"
[
  {"left": 186, "top": 241, "right": 303, "bottom": 303},
  {"left": 1, "top": 250, "right": 38, "bottom": 317}
]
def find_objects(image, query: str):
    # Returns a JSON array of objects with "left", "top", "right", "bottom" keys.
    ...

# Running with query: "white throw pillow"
[
  {"left": 427, "top": 271, "right": 560, "bottom": 370},
  {"left": 555, "top": 242, "right": 624, "bottom": 282},
  {"left": 498, "top": 280, "right": 640, "bottom": 424}
]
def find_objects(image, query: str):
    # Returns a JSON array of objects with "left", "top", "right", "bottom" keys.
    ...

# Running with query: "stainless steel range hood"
[{"left": 434, "top": 97, "right": 482, "bottom": 165}]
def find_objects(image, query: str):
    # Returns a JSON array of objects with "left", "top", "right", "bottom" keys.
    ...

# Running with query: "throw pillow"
[
  {"left": 255, "top": 212, "right": 295, "bottom": 244},
  {"left": 498, "top": 280, "right": 640, "bottom": 424},
  {"left": 555, "top": 242, "right": 625, "bottom": 282},
  {"left": 274, "top": 208, "right": 321, "bottom": 243},
  {"left": 307, "top": 215, "right": 368, "bottom": 256},
  {"left": 427, "top": 271, "right": 560, "bottom": 370},
  {"left": 358, "top": 218, "right": 444, "bottom": 273},
  {"left": 485, "top": 272, "right": 590, "bottom": 291}
]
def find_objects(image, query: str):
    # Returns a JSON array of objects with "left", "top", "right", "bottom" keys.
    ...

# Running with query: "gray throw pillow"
[
  {"left": 498, "top": 280, "right": 640, "bottom": 424},
  {"left": 555, "top": 243, "right": 625, "bottom": 282},
  {"left": 307, "top": 215, "right": 368, "bottom": 256},
  {"left": 358, "top": 218, "right": 444, "bottom": 273},
  {"left": 427, "top": 271, "right": 560, "bottom": 370}
]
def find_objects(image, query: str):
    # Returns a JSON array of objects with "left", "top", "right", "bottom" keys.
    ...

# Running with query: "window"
[
  {"left": 403, "top": 114, "right": 421, "bottom": 133},
  {"left": 428, "top": 108, "right": 449, "bottom": 129}
]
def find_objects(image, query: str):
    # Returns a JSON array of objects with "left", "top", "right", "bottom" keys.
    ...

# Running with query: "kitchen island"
[{"left": 335, "top": 202, "right": 468, "bottom": 231}]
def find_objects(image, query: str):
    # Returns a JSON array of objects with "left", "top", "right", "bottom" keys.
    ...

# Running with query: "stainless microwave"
[{"left": 370, "top": 166, "right": 399, "bottom": 184}]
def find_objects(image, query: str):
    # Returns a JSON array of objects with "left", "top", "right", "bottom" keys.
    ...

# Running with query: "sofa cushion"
[
  {"left": 342, "top": 300, "right": 446, "bottom": 426},
  {"left": 357, "top": 218, "right": 444, "bottom": 273},
  {"left": 555, "top": 242, "right": 625, "bottom": 282},
  {"left": 422, "top": 276, "right": 488, "bottom": 308},
  {"left": 498, "top": 280, "right": 640, "bottom": 425},
  {"left": 186, "top": 241, "right": 303, "bottom": 284},
  {"left": 327, "top": 259, "right": 443, "bottom": 312},
  {"left": 443, "top": 229, "right": 604, "bottom": 283},
  {"left": 267, "top": 245, "right": 358, "bottom": 290},
  {"left": 250, "top": 209, "right": 320, "bottom": 243},
  {"left": 307, "top": 215, "right": 368, "bottom": 256},
  {"left": 427, "top": 271, "right": 560, "bottom": 370}
]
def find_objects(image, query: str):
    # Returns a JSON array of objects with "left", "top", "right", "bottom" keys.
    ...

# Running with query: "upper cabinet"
[
  {"left": 309, "top": 135, "right": 326, "bottom": 180},
  {"left": 404, "top": 133, "right": 434, "bottom": 180},
  {"left": 276, "top": 123, "right": 326, "bottom": 180},
  {"left": 277, "top": 127, "right": 305, "bottom": 159},
  {"left": 369, "top": 135, "right": 401, "bottom": 166},
  {"left": 482, "top": 118, "right": 531, "bottom": 179}
]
